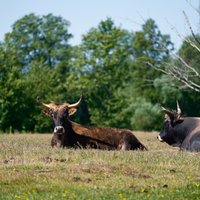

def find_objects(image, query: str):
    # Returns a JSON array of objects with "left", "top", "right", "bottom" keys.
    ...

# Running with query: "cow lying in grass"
[
  {"left": 40, "top": 96, "right": 147, "bottom": 150},
  {"left": 158, "top": 102, "right": 200, "bottom": 152}
]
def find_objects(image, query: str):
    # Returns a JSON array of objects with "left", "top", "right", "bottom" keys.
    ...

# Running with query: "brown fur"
[{"left": 42, "top": 100, "right": 147, "bottom": 151}]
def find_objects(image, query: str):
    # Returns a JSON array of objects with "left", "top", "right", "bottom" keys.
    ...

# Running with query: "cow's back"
[
  {"left": 71, "top": 121, "right": 147, "bottom": 150},
  {"left": 178, "top": 118, "right": 200, "bottom": 151},
  {"left": 181, "top": 130, "right": 200, "bottom": 152},
  {"left": 71, "top": 121, "right": 131, "bottom": 146},
  {"left": 175, "top": 117, "right": 200, "bottom": 137}
]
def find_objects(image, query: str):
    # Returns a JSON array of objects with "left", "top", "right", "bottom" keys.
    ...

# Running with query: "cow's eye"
[
  {"left": 164, "top": 121, "right": 170, "bottom": 128},
  {"left": 62, "top": 107, "right": 68, "bottom": 116}
]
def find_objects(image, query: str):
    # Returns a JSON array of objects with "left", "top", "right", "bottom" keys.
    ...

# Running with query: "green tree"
[
  {"left": 124, "top": 19, "right": 174, "bottom": 130},
  {"left": 0, "top": 42, "right": 30, "bottom": 132},
  {"left": 154, "top": 34, "right": 200, "bottom": 118},
  {"left": 70, "top": 18, "right": 133, "bottom": 127},
  {"left": 0, "top": 13, "right": 73, "bottom": 132},
  {"left": 131, "top": 19, "right": 174, "bottom": 102}
]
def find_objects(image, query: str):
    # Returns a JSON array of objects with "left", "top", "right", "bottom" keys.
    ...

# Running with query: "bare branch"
[
  {"left": 183, "top": 11, "right": 200, "bottom": 45},
  {"left": 172, "top": 52, "right": 200, "bottom": 77},
  {"left": 132, "top": 10, "right": 200, "bottom": 93},
  {"left": 186, "top": 0, "right": 200, "bottom": 15},
  {"left": 147, "top": 60, "right": 200, "bottom": 93}
]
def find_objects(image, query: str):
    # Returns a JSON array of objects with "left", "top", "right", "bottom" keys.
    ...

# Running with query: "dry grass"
[{"left": 0, "top": 132, "right": 200, "bottom": 199}]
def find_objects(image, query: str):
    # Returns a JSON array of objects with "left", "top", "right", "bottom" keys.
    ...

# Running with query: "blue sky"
[{"left": 0, "top": 0, "right": 199, "bottom": 50}]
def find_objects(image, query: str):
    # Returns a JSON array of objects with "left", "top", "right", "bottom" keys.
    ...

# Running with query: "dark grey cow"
[{"left": 157, "top": 102, "right": 200, "bottom": 151}]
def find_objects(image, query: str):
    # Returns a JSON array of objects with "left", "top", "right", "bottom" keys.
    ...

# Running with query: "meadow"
[{"left": 0, "top": 132, "right": 200, "bottom": 200}]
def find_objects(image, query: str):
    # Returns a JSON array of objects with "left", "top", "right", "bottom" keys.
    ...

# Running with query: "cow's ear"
[
  {"left": 68, "top": 108, "right": 77, "bottom": 116},
  {"left": 41, "top": 101, "right": 56, "bottom": 117},
  {"left": 42, "top": 107, "right": 51, "bottom": 117},
  {"left": 175, "top": 119, "right": 184, "bottom": 125},
  {"left": 162, "top": 107, "right": 174, "bottom": 120},
  {"left": 162, "top": 109, "right": 176, "bottom": 122}
]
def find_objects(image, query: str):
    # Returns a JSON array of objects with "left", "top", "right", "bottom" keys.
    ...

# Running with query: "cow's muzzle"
[
  {"left": 157, "top": 135, "right": 163, "bottom": 142},
  {"left": 54, "top": 126, "right": 65, "bottom": 134}
]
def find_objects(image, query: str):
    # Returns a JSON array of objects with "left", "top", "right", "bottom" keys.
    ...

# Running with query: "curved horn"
[
  {"left": 41, "top": 103, "right": 52, "bottom": 108},
  {"left": 161, "top": 106, "right": 174, "bottom": 119},
  {"left": 176, "top": 101, "right": 181, "bottom": 115},
  {"left": 161, "top": 106, "right": 167, "bottom": 111},
  {"left": 161, "top": 106, "right": 171, "bottom": 114},
  {"left": 68, "top": 96, "right": 82, "bottom": 108},
  {"left": 37, "top": 96, "right": 51, "bottom": 108}
]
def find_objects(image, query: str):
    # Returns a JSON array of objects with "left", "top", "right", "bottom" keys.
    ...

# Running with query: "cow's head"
[
  {"left": 157, "top": 102, "right": 184, "bottom": 145},
  {"left": 41, "top": 97, "right": 82, "bottom": 136}
]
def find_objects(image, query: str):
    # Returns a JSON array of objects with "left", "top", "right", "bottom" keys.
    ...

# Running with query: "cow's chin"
[
  {"left": 157, "top": 135, "right": 164, "bottom": 142},
  {"left": 51, "top": 138, "right": 62, "bottom": 147},
  {"left": 51, "top": 133, "right": 64, "bottom": 148},
  {"left": 53, "top": 132, "right": 64, "bottom": 136}
]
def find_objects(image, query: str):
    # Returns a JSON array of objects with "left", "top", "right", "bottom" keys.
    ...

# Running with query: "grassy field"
[{"left": 0, "top": 132, "right": 200, "bottom": 200}]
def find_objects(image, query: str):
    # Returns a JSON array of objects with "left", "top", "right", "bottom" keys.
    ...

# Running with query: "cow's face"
[
  {"left": 48, "top": 104, "right": 77, "bottom": 135},
  {"left": 41, "top": 97, "right": 81, "bottom": 136},
  {"left": 158, "top": 103, "right": 184, "bottom": 145},
  {"left": 158, "top": 117, "right": 177, "bottom": 145}
]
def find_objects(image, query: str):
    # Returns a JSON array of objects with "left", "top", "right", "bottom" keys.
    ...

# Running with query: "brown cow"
[{"left": 40, "top": 96, "right": 147, "bottom": 150}]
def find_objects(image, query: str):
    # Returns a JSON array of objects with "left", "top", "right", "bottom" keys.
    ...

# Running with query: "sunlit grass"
[{"left": 0, "top": 132, "right": 200, "bottom": 199}]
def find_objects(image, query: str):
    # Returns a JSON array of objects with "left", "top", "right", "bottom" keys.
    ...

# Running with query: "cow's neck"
[
  {"left": 61, "top": 119, "right": 74, "bottom": 147},
  {"left": 174, "top": 118, "right": 199, "bottom": 143},
  {"left": 62, "top": 119, "right": 86, "bottom": 147}
]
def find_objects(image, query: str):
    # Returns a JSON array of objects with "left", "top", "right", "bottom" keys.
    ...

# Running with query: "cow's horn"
[
  {"left": 176, "top": 101, "right": 181, "bottom": 115},
  {"left": 161, "top": 106, "right": 170, "bottom": 113},
  {"left": 161, "top": 106, "right": 173, "bottom": 118},
  {"left": 37, "top": 96, "right": 51, "bottom": 108},
  {"left": 161, "top": 106, "right": 167, "bottom": 111},
  {"left": 41, "top": 103, "right": 52, "bottom": 108},
  {"left": 68, "top": 96, "right": 82, "bottom": 108}
]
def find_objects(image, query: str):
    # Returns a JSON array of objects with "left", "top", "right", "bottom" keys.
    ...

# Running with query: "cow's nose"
[{"left": 54, "top": 126, "right": 65, "bottom": 134}]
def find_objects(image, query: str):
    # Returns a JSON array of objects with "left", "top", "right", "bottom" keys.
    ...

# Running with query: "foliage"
[
  {"left": 0, "top": 13, "right": 195, "bottom": 132},
  {"left": 128, "top": 97, "right": 161, "bottom": 131},
  {"left": 72, "top": 18, "right": 133, "bottom": 127},
  {"left": 158, "top": 35, "right": 200, "bottom": 117},
  {"left": 121, "top": 19, "right": 174, "bottom": 130},
  {"left": 130, "top": 19, "right": 174, "bottom": 102},
  {"left": 176, "top": 36, "right": 200, "bottom": 116},
  {"left": 0, "top": 13, "right": 73, "bottom": 132}
]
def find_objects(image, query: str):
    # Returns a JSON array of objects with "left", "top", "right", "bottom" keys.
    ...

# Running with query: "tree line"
[{"left": 0, "top": 13, "right": 199, "bottom": 133}]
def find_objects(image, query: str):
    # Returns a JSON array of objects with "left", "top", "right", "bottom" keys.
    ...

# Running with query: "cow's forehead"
[
  {"left": 164, "top": 114, "right": 172, "bottom": 122},
  {"left": 48, "top": 102, "right": 69, "bottom": 111}
]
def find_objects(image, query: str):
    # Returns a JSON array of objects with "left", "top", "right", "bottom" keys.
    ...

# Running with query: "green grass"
[{"left": 0, "top": 132, "right": 200, "bottom": 199}]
